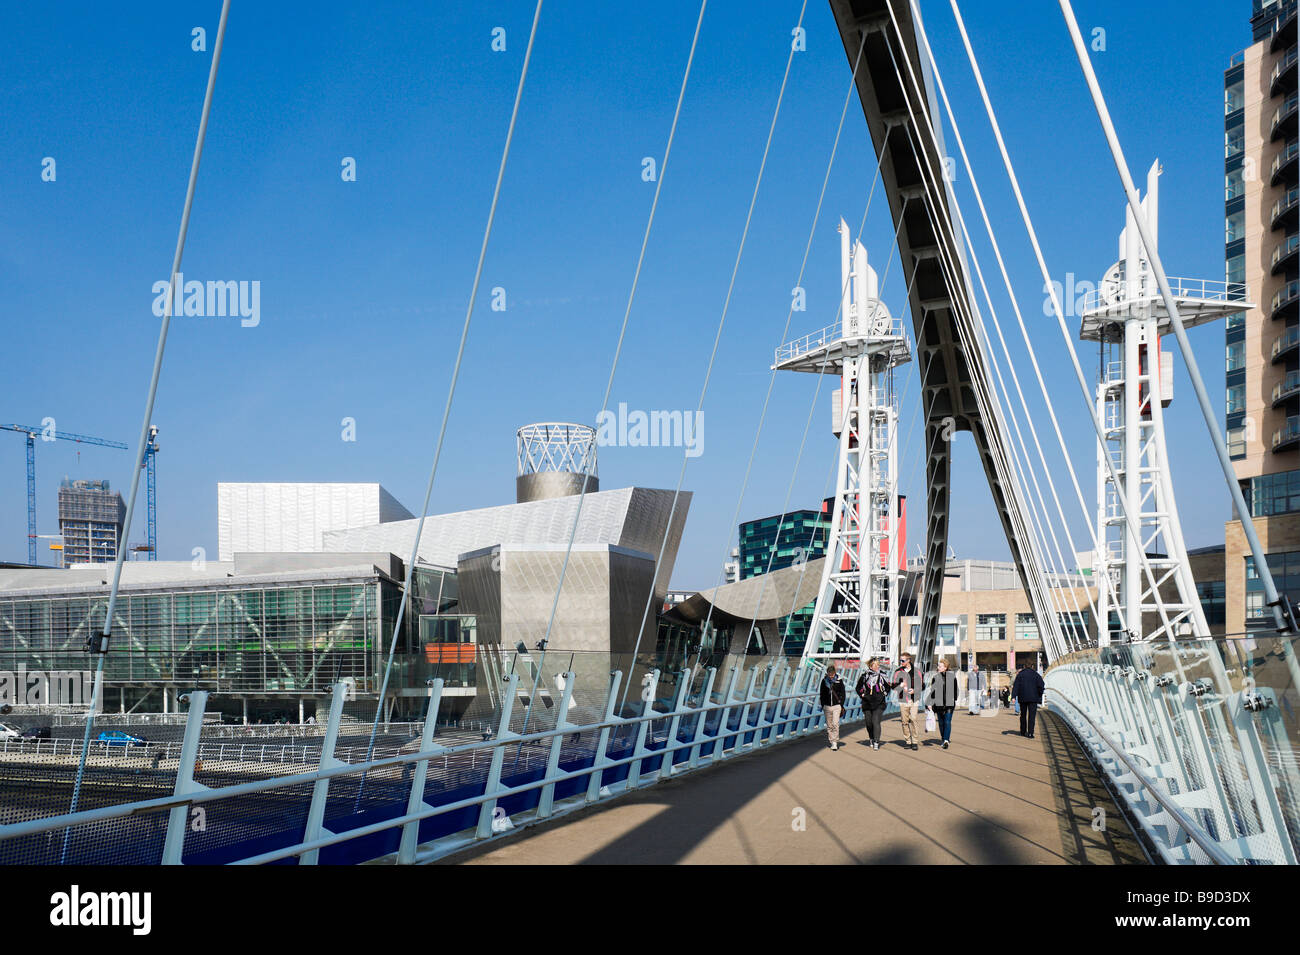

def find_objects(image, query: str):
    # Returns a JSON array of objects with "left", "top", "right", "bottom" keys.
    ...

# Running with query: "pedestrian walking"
[
  {"left": 891, "top": 653, "right": 923, "bottom": 750},
  {"left": 819, "top": 664, "right": 847, "bottom": 751},
  {"left": 926, "top": 656, "right": 961, "bottom": 749},
  {"left": 1011, "top": 661, "right": 1045, "bottom": 739},
  {"left": 967, "top": 662, "right": 986, "bottom": 715},
  {"left": 855, "top": 657, "right": 890, "bottom": 750}
]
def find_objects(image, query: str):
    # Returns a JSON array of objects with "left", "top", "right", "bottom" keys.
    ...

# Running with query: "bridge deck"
[{"left": 442, "top": 708, "right": 1148, "bottom": 865}]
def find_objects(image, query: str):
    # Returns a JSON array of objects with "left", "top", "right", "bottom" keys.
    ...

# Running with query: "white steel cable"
[
  {"left": 363, "top": 0, "right": 543, "bottom": 764},
  {"left": 535, "top": 1, "right": 709, "bottom": 663},
  {"left": 909, "top": 0, "right": 1123, "bottom": 641},
  {"left": 1057, "top": 0, "right": 1296, "bottom": 636},
  {"left": 945, "top": 0, "right": 1176, "bottom": 643},
  {"left": 877, "top": 17, "right": 1072, "bottom": 659},
  {"left": 693, "top": 30, "right": 870, "bottom": 647},
  {"left": 620, "top": 0, "right": 810, "bottom": 710},
  {"left": 64, "top": 0, "right": 232, "bottom": 862}
]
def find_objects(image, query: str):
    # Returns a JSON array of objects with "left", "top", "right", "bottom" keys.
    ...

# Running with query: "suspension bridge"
[{"left": 1, "top": 0, "right": 1297, "bottom": 870}]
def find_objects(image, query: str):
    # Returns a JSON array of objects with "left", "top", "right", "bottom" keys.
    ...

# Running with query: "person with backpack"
[
  {"left": 819, "top": 664, "right": 847, "bottom": 751},
  {"left": 855, "top": 657, "right": 890, "bottom": 750},
  {"left": 926, "top": 656, "right": 961, "bottom": 749},
  {"left": 1011, "top": 662, "right": 1046, "bottom": 739}
]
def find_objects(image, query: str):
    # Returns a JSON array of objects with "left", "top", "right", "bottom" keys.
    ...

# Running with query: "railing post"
[
  {"left": 1227, "top": 689, "right": 1297, "bottom": 864},
  {"left": 397, "top": 679, "right": 445, "bottom": 864},
  {"left": 712, "top": 666, "right": 740, "bottom": 763},
  {"left": 475, "top": 673, "right": 519, "bottom": 839},
  {"left": 162, "top": 691, "right": 208, "bottom": 865},
  {"left": 687, "top": 667, "right": 717, "bottom": 768},
  {"left": 660, "top": 670, "right": 692, "bottom": 776},
  {"left": 585, "top": 670, "right": 623, "bottom": 803},
  {"left": 626, "top": 669, "right": 660, "bottom": 789},
  {"left": 300, "top": 682, "right": 348, "bottom": 865},
  {"left": 537, "top": 671, "right": 577, "bottom": 818}
]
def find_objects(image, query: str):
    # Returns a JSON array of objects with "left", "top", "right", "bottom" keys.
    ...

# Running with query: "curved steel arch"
[{"left": 827, "top": 0, "right": 1066, "bottom": 665}]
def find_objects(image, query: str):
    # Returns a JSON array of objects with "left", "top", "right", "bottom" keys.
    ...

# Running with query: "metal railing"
[
  {"left": 1273, "top": 238, "right": 1300, "bottom": 273},
  {"left": 1275, "top": 188, "right": 1300, "bottom": 227},
  {"left": 774, "top": 314, "right": 908, "bottom": 365},
  {"left": 1273, "top": 140, "right": 1299, "bottom": 182},
  {"left": 1272, "top": 370, "right": 1300, "bottom": 405},
  {"left": 1272, "top": 324, "right": 1300, "bottom": 361},
  {"left": 1078, "top": 276, "right": 1249, "bottom": 314},
  {"left": 1275, "top": 415, "right": 1300, "bottom": 449},
  {"left": 1272, "top": 92, "right": 1299, "bottom": 137},
  {"left": 1045, "top": 636, "right": 1300, "bottom": 865},
  {"left": 0, "top": 659, "right": 861, "bottom": 865},
  {"left": 1272, "top": 46, "right": 1298, "bottom": 93}
]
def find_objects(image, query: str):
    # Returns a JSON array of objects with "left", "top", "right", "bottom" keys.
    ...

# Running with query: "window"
[
  {"left": 936, "top": 623, "right": 957, "bottom": 648},
  {"left": 976, "top": 613, "right": 1006, "bottom": 640},
  {"left": 1246, "top": 550, "right": 1300, "bottom": 627},
  {"left": 1227, "top": 253, "right": 1246, "bottom": 285},
  {"left": 1228, "top": 312, "right": 1245, "bottom": 330},
  {"left": 1057, "top": 612, "right": 1089, "bottom": 645},
  {"left": 1226, "top": 79, "right": 1244, "bottom": 116},
  {"left": 1227, "top": 383, "right": 1246, "bottom": 415},
  {"left": 1226, "top": 126, "right": 1245, "bottom": 160},
  {"left": 1228, "top": 427, "right": 1247, "bottom": 458},
  {"left": 1247, "top": 469, "right": 1300, "bottom": 516},
  {"left": 1227, "top": 340, "right": 1245, "bottom": 372},
  {"left": 1226, "top": 168, "right": 1245, "bottom": 202},
  {"left": 1197, "top": 580, "right": 1226, "bottom": 628},
  {"left": 1015, "top": 612, "right": 1038, "bottom": 641},
  {"left": 1226, "top": 210, "right": 1246, "bottom": 243}
]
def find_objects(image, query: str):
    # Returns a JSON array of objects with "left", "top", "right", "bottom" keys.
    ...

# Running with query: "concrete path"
[{"left": 442, "top": 707, "right": 1148, "bottom": 865}]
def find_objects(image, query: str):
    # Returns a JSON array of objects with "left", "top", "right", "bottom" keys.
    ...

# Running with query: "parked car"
[
  {"left": 19, "top": 726, "right": 50, "bottom": 741},
  {"left": 0, "top": 722, "right": 23, "bottom": 742},
  {"left": 95, "top": 730, "right": 148, "bottom": 748}
]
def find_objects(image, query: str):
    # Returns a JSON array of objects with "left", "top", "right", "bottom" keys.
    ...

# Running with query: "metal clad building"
[{"left": 217, "top": 483, "right": 414, "bottom": 560}]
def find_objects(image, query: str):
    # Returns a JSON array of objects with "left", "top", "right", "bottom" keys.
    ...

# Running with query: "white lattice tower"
[
  {"left": 774, "top": 219, "right": 911, "bottom": 670},
  {"left": 1081, "top": 161, "right": 1252, "bottom": 643}
]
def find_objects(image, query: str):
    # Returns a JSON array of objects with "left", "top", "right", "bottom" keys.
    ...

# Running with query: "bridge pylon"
[
  {"left": 775, "top": 219, "right": 911, "bottom": 671},
  {"left": 1080, "top": 160, "right": 1252, "bottom": 643}
]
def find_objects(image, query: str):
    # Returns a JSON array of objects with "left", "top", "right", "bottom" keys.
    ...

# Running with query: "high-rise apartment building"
[
  {"left": 1225, "top": 0, "right": 1300, "bottom": 631},
  {"left": 57, "top": 479, "right": 126, "bottom": 565}
]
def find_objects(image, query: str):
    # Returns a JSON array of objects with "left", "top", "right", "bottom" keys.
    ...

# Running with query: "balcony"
[
  {"left": 1272, "top": 47, "right": 1298, "bottom": 97},
  {"left": 1272, "top": 92, "right": 1299, "bottom": 141},
  {"left": 1273, "top": 140, "right": 1299, "bottom": 186},
  {"left": 1273, "top": 187, "right": 1300, "bottom": 230},
  {"left": 1273, "top": 280, "right": 1300, "bottom": 321},
  {"left": 1274, "top": 415, "right": 1300, "bottom": 451},
  {"left": 1274, "top": 370, "right": 1300, "bottom": 406},
  {"left": 1273, "top": 324, "right": 1300, "bottom": 362},
  {"left": 1275, "top": 236, "right": 1300, "bottom": 276}
]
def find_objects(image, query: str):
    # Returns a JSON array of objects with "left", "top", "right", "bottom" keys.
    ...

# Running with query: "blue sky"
[{"left": 0, "top": 0, "right": 1252, "bottom": 588}]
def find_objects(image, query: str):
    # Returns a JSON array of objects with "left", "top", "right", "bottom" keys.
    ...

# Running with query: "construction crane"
[
  {"left": 135, "top": 426, "right": 160, "bottom": 561},
  {"left": 0, "top": 424, "right": 129, "bottom": 565}
]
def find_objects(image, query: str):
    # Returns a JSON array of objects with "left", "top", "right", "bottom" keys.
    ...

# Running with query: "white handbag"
[{"left": 924, "top": 710, "right": 937, "bottom": 733}]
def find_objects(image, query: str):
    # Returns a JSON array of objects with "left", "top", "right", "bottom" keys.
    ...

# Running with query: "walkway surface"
[{"left": 442, "top": 707, "right": 1148, "bottom": 865}]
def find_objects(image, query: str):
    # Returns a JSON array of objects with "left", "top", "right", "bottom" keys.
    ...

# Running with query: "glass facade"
[
  {"left": 1197, "top": 580, "right": 1227, "bottom": 628},
  {"left": 1015, "top": 612, "right": 1038, "bottom": 641},
  {"left": 1243, "top": 468, "right": 1300, "bottom": 515},
  {"left": 737, "top": 507, "right": 831, "bottom": 654},
  {"left": 1246, "top": 550, "right": 1300, "bottom": 625},
  {"left": 0, "top": 566, "right": 459, "bottom": 702}
]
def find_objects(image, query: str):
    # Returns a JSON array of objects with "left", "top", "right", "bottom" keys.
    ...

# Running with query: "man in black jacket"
[
  {"left": 819, "top": 664, "right": 847, "bottom": 751},
  {"left": 1011, "top": 663, "right": 1045, "bottom": 739}
]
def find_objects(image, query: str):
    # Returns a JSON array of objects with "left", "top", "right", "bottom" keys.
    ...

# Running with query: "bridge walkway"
[{"left": 442, "top": 706, "right": 1148, "bottom": 865}]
